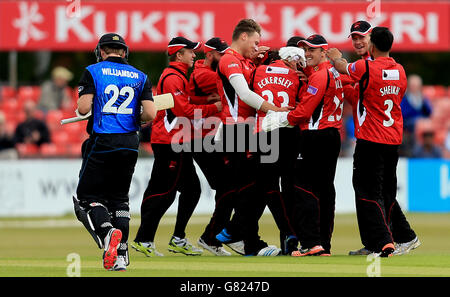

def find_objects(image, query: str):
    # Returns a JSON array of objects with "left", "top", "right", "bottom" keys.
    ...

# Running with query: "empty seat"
[
  {"left": 0, "top": 86, "right": 16, "bottom": 100},
  {"left": 16, "top": 143, "right": 39, "bottom": 157},
  {"left": 0, "top": 98, "right": 19, "bottom": 114},
  {"left": 40, "top": 143, "right": 65, "bottom": 157},
  {"left": 17, "top": 86, "right": 41, "bottom": 103},
  {"left": 52, "top": 130, "right": 69, "bottom": 144},
  {"left": 46, "top": 110, "right": 64, "bottom": 131}
]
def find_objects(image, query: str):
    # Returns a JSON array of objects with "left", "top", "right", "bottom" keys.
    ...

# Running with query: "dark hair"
[
  {"left": 232, "top": 19, "right": 261, "bottom": 41},
  {"left": 262, "top": 50, "right": 281, "bottom": 65},
  {"left": 370, "top": 27, "right": 394, "bottom": 52},
  {"left": 286, "top": 36, "right": 305, "bottom": 47}
]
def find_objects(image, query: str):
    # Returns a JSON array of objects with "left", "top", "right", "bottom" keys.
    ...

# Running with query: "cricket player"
[
  {"left": 132, "top": 37, "right": 222, "bottom": 257},
  {"left": 74, "top": 33, "right": 156, "bottom": 271},
  {"left": 252, "top": 46, "right": 307, "bottom": 254},
  {"left": 344, "top": 21, "right": 420, "bottom": 256},
  {"left": 263, "top": 34, "right": 344, "bottom": 256},
  {"left": 189, "top": 37, "right": 228, "bottom": 192},
  {"left": 327, "top": 26, "right": 420, "bottom": 257},
  {"left": 213, "top": 19, "right": 290, "bottom": 256}
]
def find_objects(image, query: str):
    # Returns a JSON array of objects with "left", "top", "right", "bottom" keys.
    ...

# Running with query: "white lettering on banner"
[
  {"left": 130, "top": 11, "right": 164, "bottom": 42},
  {"left": 319, "top": 12, "right": 353, "bottom": 43},
  {"left": 94, "top": 11, "right": 128, "bottom": 38},
  {"left": 6, "top": 2, "right": 446, "bottom": 50},
  {"left": 56, "top": 6, "right": 95, "bottom": 42},
  {"left": 281, "top": 6, "right": 440, "bottom": 47},
  {"left": 13, "top": 2, "right": 47, "bottom": 46},
  {"left": 427, "top": 13, "right": 439, "bottom": 43},
  {"left": 440, "top": 164, "right": 450, "bottom": 200},
  {"left": 392, "top": 13, "right": 425, "bottom": 43},
  {"left": 245, "top": 3, "right": 273, "bottom": 40},
  {"left": 281, "top": 6, "right": 319, "bottom": 41},
  {"left": 167, "top": 12, "right": 200, "bottom": 40},
  {"left": 202, "top": 12, "right": 215, "bottom": 40}
]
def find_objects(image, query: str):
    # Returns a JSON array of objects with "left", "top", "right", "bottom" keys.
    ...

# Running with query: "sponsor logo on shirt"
[
  {"left": 228, "top": 63, "right": 239, "bottom": 68},
  {"left": 307, "top": 85, "right": 318, "bottom": 95},
  {"left": 350, "top": 62, "right": 356, "bottom": 72},
  {"left": 382, "top": 69, "right": 400, "bottom": 80}
]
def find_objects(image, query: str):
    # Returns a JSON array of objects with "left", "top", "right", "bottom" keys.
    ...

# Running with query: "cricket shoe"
[
  {"left": 379, "top": 243, "right": 395, "bottom": 258},
  {"left": 103, "top": 228, "right": 122, "bottom": 270},
  {"left": 257, "top": 245, "right": 281, "bottom": 257},
  {"left": 197, "top": 237, "right": 231, "bottom": 256},
  {"left": 131, "top": 241, "right": 164, "bottom": 257},
  {"left": 291, "top": 245, "right": 325, "bottom": 257},
  {"left": 109, "top": 255, "right": 127, "bottom": 272},
  {"left": 393, "top": 237, "right": 421, "bottom": 256},
  {"left": 216, "top": 228, "right": 245, "bottom": 255},
  {"left": 348, "top": 247, "right": 374, "bottom": 256},
  {"left": 168, "top": 236, "right": 203, "bottom": 256}
]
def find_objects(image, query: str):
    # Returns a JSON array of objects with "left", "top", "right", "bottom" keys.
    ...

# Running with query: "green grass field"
[{"left": 0, "top": 213, "right": 449, "bottom": 277}]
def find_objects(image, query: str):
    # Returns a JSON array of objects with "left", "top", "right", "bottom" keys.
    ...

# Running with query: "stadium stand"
[{"left": 0, "top": 85, "right": 449, "bottom": 158}]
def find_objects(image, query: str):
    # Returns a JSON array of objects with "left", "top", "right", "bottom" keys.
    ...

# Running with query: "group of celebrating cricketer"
[{"left": 73, "top": 18, "right": 421, "bottom": 271}]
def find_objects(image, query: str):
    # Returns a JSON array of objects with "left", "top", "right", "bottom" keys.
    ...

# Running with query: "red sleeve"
[
  {"left": 287, "top": 71, "right": 327, "bottom": 126},
  {"left": 340, "top": 73, "right": 355, "bottom": 86},
  {"left": 164, "top": 75, "right": 218, "bottom": 119},
  {"left": 346, "top": 59, "right": 366, "bottom": 81},
  {"left": 193, "top": 69, "right": 218, "bottom": 95},
  {"left": 343, "top": 84, "right": 358, "bottom": 106},
  {"left": 219, "top": 54, "right": 243, "bottom": 80}
]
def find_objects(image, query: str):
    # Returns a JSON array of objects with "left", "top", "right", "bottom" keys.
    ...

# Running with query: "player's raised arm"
[{"left": 326, "top": 48, "right": 349, "bottom": 75}]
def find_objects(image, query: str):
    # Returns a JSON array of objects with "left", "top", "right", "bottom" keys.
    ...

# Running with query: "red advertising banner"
[{"left": 0, "top": 1, "right": 448, "bottom": 51}]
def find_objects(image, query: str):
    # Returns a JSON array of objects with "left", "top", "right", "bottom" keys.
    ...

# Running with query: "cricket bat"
[{"left": 60, "top": 93, "right": 174, "bottom": 125}]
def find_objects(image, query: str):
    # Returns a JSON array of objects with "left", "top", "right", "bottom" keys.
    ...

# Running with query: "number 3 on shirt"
[
  {"left": 383, "top": 99, "right": 394, "bottom": 127},
  {"left": 103, "top": 84, "right": 134, "bottom": 114}
]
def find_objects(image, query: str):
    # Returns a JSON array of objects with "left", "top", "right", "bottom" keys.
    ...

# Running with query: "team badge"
[{"left": 307, "top": 85, "right": 318, "bottom": 95}]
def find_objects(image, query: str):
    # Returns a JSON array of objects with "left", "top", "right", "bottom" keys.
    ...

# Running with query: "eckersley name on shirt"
[{"left": 257, "top": 76, "right": 294, "bottom": 90}]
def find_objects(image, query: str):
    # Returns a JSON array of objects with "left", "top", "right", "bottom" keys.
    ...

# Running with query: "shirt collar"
[
  {"left": 169, "top": 61, "right": 189, "bottom": 74},
  {"left": 312, "top": 60, "right": 331, "bottom": 72},
  {"left": 226, "top": 48, "right": 245, "bottom": 61},
  {"left": 105, "top": 56, "right": 127, "bottom": 64}
]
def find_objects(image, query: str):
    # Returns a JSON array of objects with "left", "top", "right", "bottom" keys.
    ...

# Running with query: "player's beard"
[{"left": 211, "top": 59, "right": 219, "bottom": 71}]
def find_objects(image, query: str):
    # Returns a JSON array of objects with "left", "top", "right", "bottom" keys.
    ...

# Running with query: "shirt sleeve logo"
[
  {"left": 382, "top": 69, "right": 400, "bottom": 80},
  {"left": 350, "top": 62, "right": 356, "bottom": 72},
  {"left": 307, "top": 85, "right": 318, "bottom": 95}
]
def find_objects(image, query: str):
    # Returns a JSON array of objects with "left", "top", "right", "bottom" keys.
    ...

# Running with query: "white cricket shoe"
[
  {"left": 257, "top": 245, "right": 282, "bottom": 256},
  {"left": 110, "top": 255, "right": 127, "bottom": 271},
  {"left": 198, "top": 238, "right": 231, "bottom": 256},
  {"left": 393, "top": 237, "right": 421, "bottom": 256}
]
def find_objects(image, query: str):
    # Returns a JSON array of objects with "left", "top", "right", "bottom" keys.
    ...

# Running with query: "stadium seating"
[
  {"left": 0, "top": 86, "right": 16, "bottom": 101},
  {"left": 16, "top": 143, "right": 40, "bottom": 157},
  {"left": 1, "top": 85, "right": 449, "bottom": 159}
]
